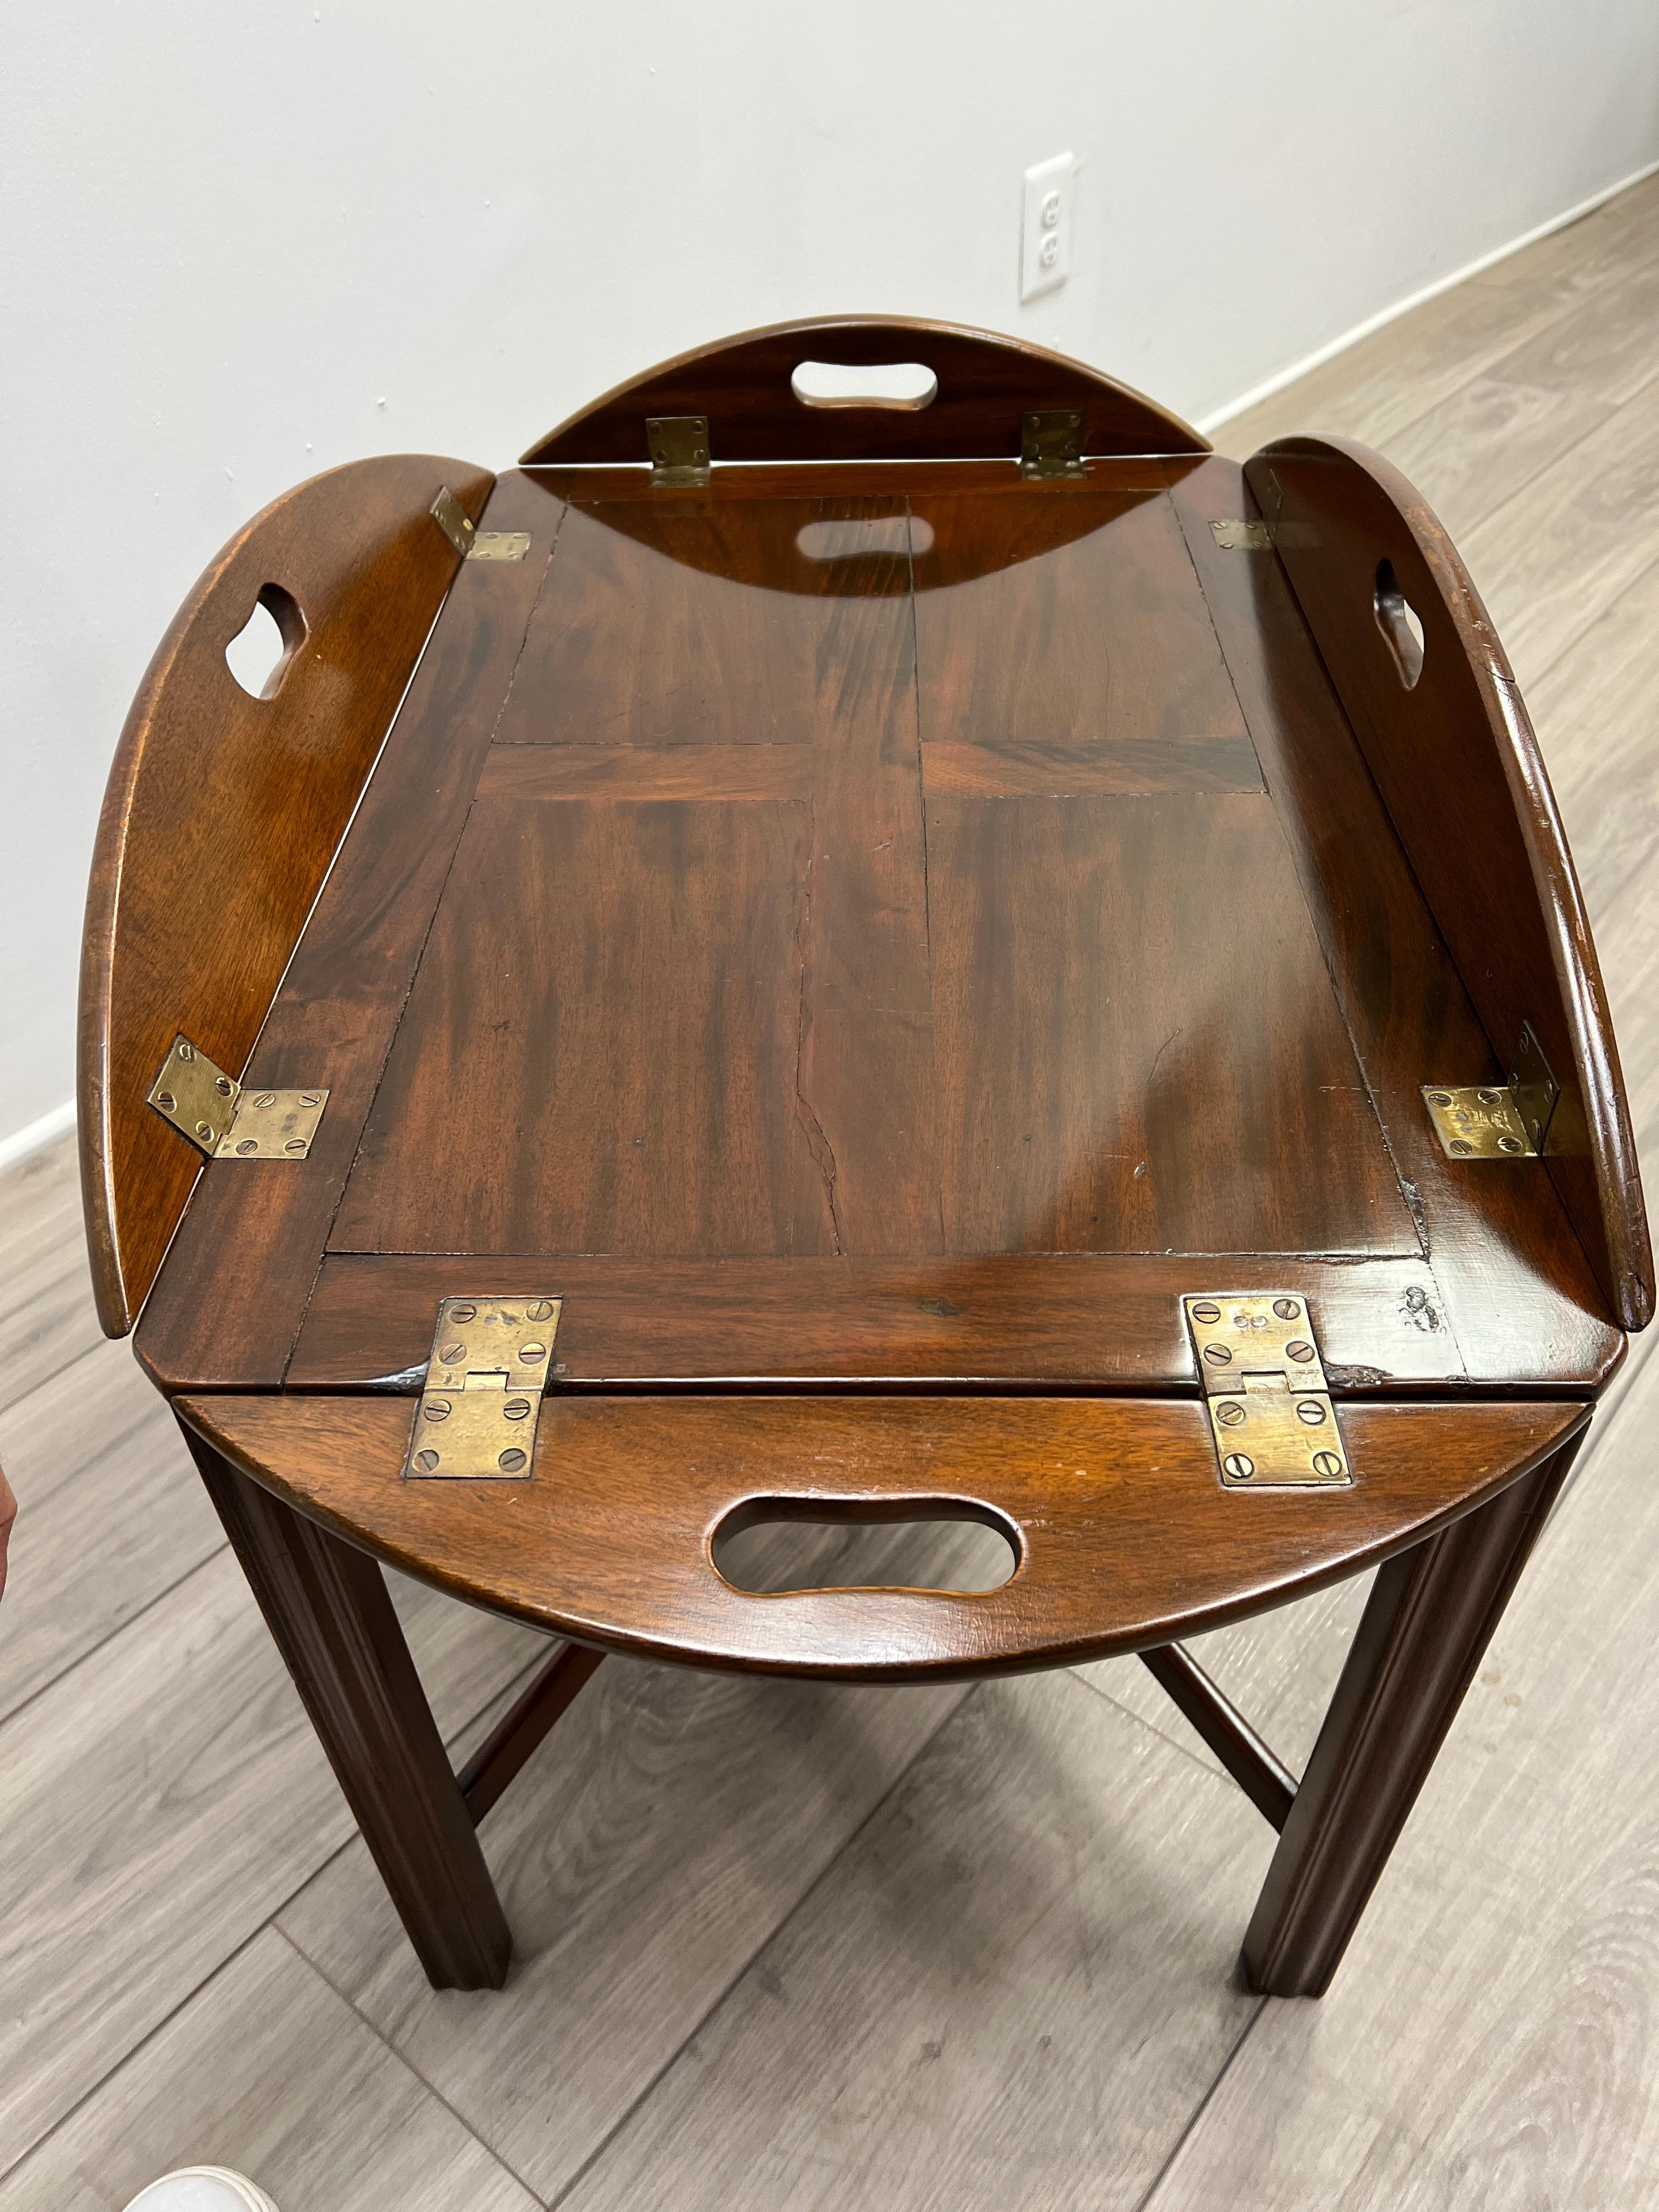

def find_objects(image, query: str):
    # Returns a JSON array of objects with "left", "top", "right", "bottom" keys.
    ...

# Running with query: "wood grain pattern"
[
  {"left": 1470, "top": 167, "right": 1659, "bottom": 306},
  {"left": 95, "top": 264, "right": 1652, "bottom": 2036},
  {"left": 1249, "top": 434, "right": 1652, "bottom": 1328},
  {"left": 187, "top": 1429, "right": 512, "bottom": 1990},
  {"left": 286, "top": 1251, "right": 1470, "bottom": 1393},
  {"left": 1380, "top": 371, "right": 1615, "bottom": 543},
  {"left": 78, "top": 455, "right": 492, "bottom": 1336},
  {"left": 522, "top": 315, "right": 1209, "bottom": 465},
  {"left": 133, "top": 471, "right": 560, "bottom": 1394},
  {"left": 179, "top": 1392, "right": 1581, "bottom": 1679},
  {"left": 478, "top": 742, "right": 816, "bottom": 803},
  {"left": 0, "top": 1928, "right": 539, "bottom": 2212},
  {"left": 1166, "top": 456, "right": 1626, "bottom": 1389},
  {"left": 25, "top": 183, "right": 1659, "bottom": 2197},
  {"left": 788, "top": 503, "right": 939, "bottom": 1256},
  {"left": 335, "top": 493, "right": 941, "bottom": 1261},
  {"left": 127, "top": 456, "right": 1630, "bottom": 1384},
  {"left": 910, "top": 481, "right": 1257, "bottom": 777},
  {"left": 927, "top": 789, "right": 1414, "bottom": 1256},
  {"left": 0, "top": 1547, "right": 363, "bottom": 2160},
  {"left": 330, "top": 791, "right": 816, "bottom": 1259},
  {"left": 918, "top": 736, "right": 1258, "bottom": 798},
  {"left": 1484, "top": 252, "right": 1659, "bottom": 407},
  {"left": 492, "top": 496, "right": 906, "bottom": 748}
]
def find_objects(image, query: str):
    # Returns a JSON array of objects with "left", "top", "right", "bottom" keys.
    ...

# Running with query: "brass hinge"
[
  {"left": 1209, "top": 517, "right": 1321, "bottom": 551},
  {"left": 1211, "top": 517, "right": 1276, "bottom": 549},
  {"left": 647, "top": 416, "right": 712, "bottom": 488},
  {"left": 1423, "top": 1020, "right": 1559, "bottom": 1160},
  {"left": 404, "top": 1295, "right": 561, "bottom": 1480},
  {"left": 430, "top": 486, "right": 530, "bottom": 562},
  {"left": 1184, "top": 1293, "right": 1351, "bottom": 1489},
  {"left": 1020, "top": 410, "right": 1086, "bottom": 481},
  {"left": 146, "top": 1035, "right": 328, "bottom": 1160}
]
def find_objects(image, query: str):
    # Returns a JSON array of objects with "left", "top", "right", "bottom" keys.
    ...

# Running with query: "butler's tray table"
[{"left": 80, "top": 319, "right": 1651, "bottom": 1996}]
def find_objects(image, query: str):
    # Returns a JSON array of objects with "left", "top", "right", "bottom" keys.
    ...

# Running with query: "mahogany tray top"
[{"left": 80, "top": 318, "right": 1651, "bottom": 1683}]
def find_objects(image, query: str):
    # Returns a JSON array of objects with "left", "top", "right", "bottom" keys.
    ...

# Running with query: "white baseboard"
[
  {"left": 1197, "top": 154, "right": 1659, "bottom": 435},
  {"left": 0, "top": 1097, "right": 76, "bottom": 1176}
]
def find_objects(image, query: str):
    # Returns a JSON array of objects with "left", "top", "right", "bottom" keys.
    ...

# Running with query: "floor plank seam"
[
  {"left": 1066, "top": 1662, "right": 1239, "bottom": 1787},
  {"left": 0, "top": 1570, "right": 555, "bottom": 2177},
  {"left": 270, "top": 1923, "right": 552, "bottom": 2209},
  {"left": 0, "top": 1917, "right": 277, "bottom": 2191},
  {"left": 0, "top": 1334, "right": 109, "bottom": 1423},
  {"left": 0, "top": 1538, "right": 230, "bottom": 1733},
  {"left": 1449, "top": 390, "right": 1626, "bottom": 543},
  {"left": 1132, "top": 1995, "right": 1269, "bottom": 2212},
  {"left": 543, "top": 1682, "right": 980, "bottom": 2210},
  {"left": 1528, "top": 541, "right": 1659, "bottom": 903},
  {"left": 1489, "top": 461, "right": 1659, "bottom": 698},
  {"left": 1396, "top": 264, "right": 1659, "bottom": 526}
]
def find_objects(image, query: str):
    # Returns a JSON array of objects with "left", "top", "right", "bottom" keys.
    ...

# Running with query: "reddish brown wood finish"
[
  {"left": 317, "top": 479, "right": 1410, "bottom": 1276},
  {"left": 521, "top": 317, "right": 1209, "bottom": 466},
  {"left": 133, "top": 472, "right": 559, "bottom": 1391},
  {"left": 477, "top": 744, "right": 815, "bottom": 804},
  {"left": 183, "top": 1420, "right": 511, "bottom": 1988},
  {"left": 1138, "top": 1643, "right": 1298, "bottom": 1830},
  {"left": 132, "top": 464, "right": 1629, "bottom": 1402},
  {"left": 79, "top": 456, "right": 492, "bottom": 1335},
  {"left": 101, "top": 356, "right": 1648, "bottom": 2000},
  {"left": 177, "top": 1392, "right": 1583, "bottom": 1681},
  {"left": 490, "top": 496, "right": 901, "bottom": 748},
  {"left": 1245, "top": 436, "right": 1653, "bottom": 1331},
  {"left": 458, "top": 1640, "right": 605, "bottom": 1825},
  {"left": 1167, "top": 457, "right": 1626, "bottom": 1386},
  {"left": 909, "top": 478, "right": 1252, "bottom": 772},
  {"left": 331, "top": 493, "right": 941, "bottom": 1263},
  {"left": 924, "top": 791, "right": 1412, "bottom": 1257},
  {"left": 1242, "top": 1424, "right": 1584, "bottom": 1995},
  {"left": 283, "top": 1251, "right": 1472, "bottom": 1396}
]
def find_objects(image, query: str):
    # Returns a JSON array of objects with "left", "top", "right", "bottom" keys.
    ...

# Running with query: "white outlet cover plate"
[{"left": 1021, "top": 151, "right": 1074, "bottom": 303}]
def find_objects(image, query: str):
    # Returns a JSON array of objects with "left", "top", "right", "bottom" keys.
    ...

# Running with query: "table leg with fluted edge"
[
  {"left": 1242, "top": 1418, "right": 1587, "bottom": 1996},
  {"left": 180, "top": 1418, "right": 512, "bottom": 1991}
]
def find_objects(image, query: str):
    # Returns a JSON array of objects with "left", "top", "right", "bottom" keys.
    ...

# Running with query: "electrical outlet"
[{"left": 1021, "top": 152, "right": 1073, "bottom": 303}]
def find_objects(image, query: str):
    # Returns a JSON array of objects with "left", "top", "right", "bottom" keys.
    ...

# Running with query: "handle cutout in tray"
[
  {"left": 1373, "top": 558, "right": 1425, "bottom": 690},
  {"left": 224, "top": 582, "right": 307, "bottom": 700},
  {"left": 791, "top": 359, "right": 939, "bottom": 411},
  {"left": 714, "top": 1496, "right": 1019, "bottom": 1596},
  {"left": 794, "top": 516, "right": 935, "bottom": 562}
]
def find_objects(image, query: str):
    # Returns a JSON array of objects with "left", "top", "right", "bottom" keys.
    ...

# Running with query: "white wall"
[{"left": 4, "top": 1, "right": 1657, "bottom": 1152}]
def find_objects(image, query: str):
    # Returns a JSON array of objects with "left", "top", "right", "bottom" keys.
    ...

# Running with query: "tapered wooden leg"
[
  {"left": 182, "top": 1421, "right": 512, "bottom": 1991},
  {"left": 1243, "top": 1423, "right": 1587, "bottom": 1997}
]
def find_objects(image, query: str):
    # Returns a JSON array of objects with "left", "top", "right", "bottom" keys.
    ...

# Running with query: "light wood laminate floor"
[{"left": 3, "top": 174, "right": 1658, "bottom": 2209}]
